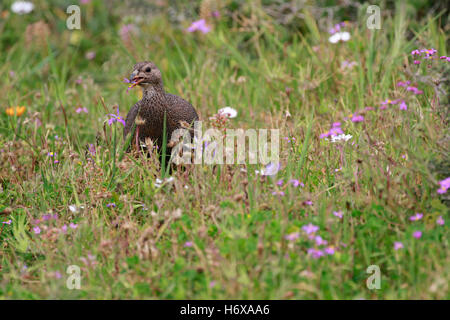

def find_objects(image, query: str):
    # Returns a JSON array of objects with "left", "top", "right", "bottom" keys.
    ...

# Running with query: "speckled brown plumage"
[{"left": 123, "top": 61, "right": 199, "bottom": 155}]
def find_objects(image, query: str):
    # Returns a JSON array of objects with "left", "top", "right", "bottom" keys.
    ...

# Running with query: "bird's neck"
[{"left": 142, "top": 83, "right": 165, "bottom": 100}]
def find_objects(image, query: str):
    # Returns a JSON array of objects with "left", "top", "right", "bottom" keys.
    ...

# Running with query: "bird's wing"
[
  {"left": 165, "top": 93, "right": 199, "bottom": 126},
  {"left": 123, "top": 102, "right": 140, "bottom": 139}
]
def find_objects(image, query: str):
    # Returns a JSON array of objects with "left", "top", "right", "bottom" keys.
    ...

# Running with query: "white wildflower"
[
  {"left": 11, "top": 1, "right": 34, "bottom": 14},
  {"left": 330, "top": 134, "right": 352, "bottom": 143},
  {"left": 328, "top": 32, "right": 351, "bottom": 44},
  {"left": 154, "top": 177, "right": 175, "bottom": 188},
  {"left": 260, "top": 162, "right": 280, "bottom": 176},
  {"left": 218, "top": 106, "right": 238, "bottom": 118}
]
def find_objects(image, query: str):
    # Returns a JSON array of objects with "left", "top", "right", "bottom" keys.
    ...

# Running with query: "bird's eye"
[{"left": 145, "top": 67, "right": 151, "bottom": 72}]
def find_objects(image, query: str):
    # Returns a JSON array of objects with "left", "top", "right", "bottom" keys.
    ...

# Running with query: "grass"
[{"left": 0, "top": 1, "right": 449, "bottom": 299}]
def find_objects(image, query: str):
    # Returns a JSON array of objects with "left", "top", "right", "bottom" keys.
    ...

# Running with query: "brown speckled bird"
[{"left": 123, "top": 61, "right": 199, "bottom": 159}]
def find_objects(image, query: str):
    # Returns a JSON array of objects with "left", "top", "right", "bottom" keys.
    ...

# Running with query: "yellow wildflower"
[{"left": 6, "top": 106, "right": 26, "bottom": 117}]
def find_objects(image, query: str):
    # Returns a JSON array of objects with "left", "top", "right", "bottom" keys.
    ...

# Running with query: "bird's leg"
[{"left": 135, "top": 125, "right": 140, "bottom": 152}]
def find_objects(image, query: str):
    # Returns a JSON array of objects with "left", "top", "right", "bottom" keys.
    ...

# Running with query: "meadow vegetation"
[{"left": 0, "top": 0, "right": 448, "bottom": 299}]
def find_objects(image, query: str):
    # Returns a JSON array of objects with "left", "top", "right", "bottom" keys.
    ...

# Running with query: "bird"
[{"left": 123, "top": 61, "right": 199, "bottom": 164}]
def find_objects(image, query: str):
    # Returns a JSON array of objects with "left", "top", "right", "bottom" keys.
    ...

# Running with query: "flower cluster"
[
  {"left": 283, "top": 136, "right": 297, "bottom": 143},
  {"left": 187, "top": 19, "right": 211, "bottom": 34},
  {"left": 437, "top": 177, "right": 450, "bottom": 194},
  {"left": 284, "top": 223, "right": 337, "bottom": 259},
  {"left": 394, "top": 208, "right": 445, "bottom": 250},
  {"left": 80, "top": 253, "right": 97, "bottom": 268},
  {"left": 119, "top": 24, "right": 138, "bottom": 43},
  {"left": 333, "top": 211, "right": 344, "bottom": 219},
  {"left": 154, "top": 176, "right": 175, "bottom": 188},
  {"left": 380, "top": 99, "right": 408, "bottom": 111},
  {"left": 380, "top": 79, "right": 424, "bottom": 111},
  {"left": 288, "top": 179, "right": 304, "bottom": 188},
  {"left": 350, "top": 114, "right": 364, "bottom": 123},
  {"left": 411, "top": 48, "right": 449, "bottom": 63},
  {"left": 209, "top": 107, "right": 238, "bottom": 130},
  {"left": 328, "top": 22, "right": 351, "bottom": 44},
  {"left": 319, "top": 122, "right": 344, "bottom": 139},
  {"left": 341, "top": 60, "right": 357, "bottom": 70},
  {"left": 218, "top": 106, "right": 237, "bottom": 119},
  {"left": 302, "top": 223, "right": 319, "bottom": 235},
  {"left": 303, "top": 224, "right": 335, "bottom": 258},
  {"left": 284, "top": 232, "right": 300, "bottom": 241},
  {"left": 328, "top": 21, "right": 349, "bottom": 34},
  {"left": 47, "top": 151, "right": 60, "bottom": 164},
  {"left": 328, "top": 32, "right": 350, "bottom": 44},
  {"left": 76, "top": 107, "right": 88, "bottom": 114},
  {"left": 6, "top": 106, "right": 26, "bottom": 117},
  {"left": 409, "top": 213, "right": 423, "bottom": 221},
  {"left": 397, "top": 81, "right": 423, "bottom": 95},
  {"left": 11, "top": 1, "right": 34, "bottom": 15},
  {"left": 32, "top": 213, "right": 78, "bottom": 237},
  {"left": 270, "top": 178, "right": 304, "bottom": 196}
]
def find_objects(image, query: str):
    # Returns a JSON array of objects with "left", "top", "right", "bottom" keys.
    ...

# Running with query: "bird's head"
[{"left": 129, "top": 61, "right": 163, "bottom": 88}]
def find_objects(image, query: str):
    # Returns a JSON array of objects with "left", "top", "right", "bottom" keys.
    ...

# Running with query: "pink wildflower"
[
  {"left": 437, "top": 177, "right": 450, "bottom": 194},
  {"left": 33, "top": 226, "right": 41, "bottom": 234},
  {"left": 302, "top": 223, "right": 319, "bottom": 235},
  {"left": 314, "top": 235, "right": 328, "bottom": 246},
  {"left": 284, "top": 232, "right": 300, "bottom": 241},
  {"left": 333, "top": 211, "right": 343, "bottom": 219},
  {"left": 307, "top": 248, "right": 324, "bottom": 259},
  {"left": 406, "top": 86, "right": 423, "bottom": 95},
  {"left": 289, "top": 179, "right": 304, "bottom": 187},
  {"left": 394, "top": 241, "right": 403, "bottom": 250},
  {"left": 76, "top": 107, "right": 88, "bottom": 114},
  {"left": 119, "top": 24, "right": 137, "bottom": 42},
  {"left": 85, "top": 51, "right": 96, "bottom": 60},
  {"left": 413, "top": 231, "right": 422, "bottom": 239},
  {"left": 187, "top": 19, "right": 211, "bottom": 34},
  {"left": 397, "top": 81, "right": 411, "bottom": 87},
  {"left": 399, "top": 100, "right": 407, "bottom": 110},
  {"left": 409, "top": 213, "right": 423, "bottom": 221},
  {"left": 329, "top": 126, "right": 344, "bottom": 136},
  {"left": 351, "top": 115, "right": 364, "bottom": 123}
]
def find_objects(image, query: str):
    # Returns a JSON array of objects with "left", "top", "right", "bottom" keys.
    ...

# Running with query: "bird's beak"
[{"left": 129, "top": 70, "right": 138, "bottom": 82}]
